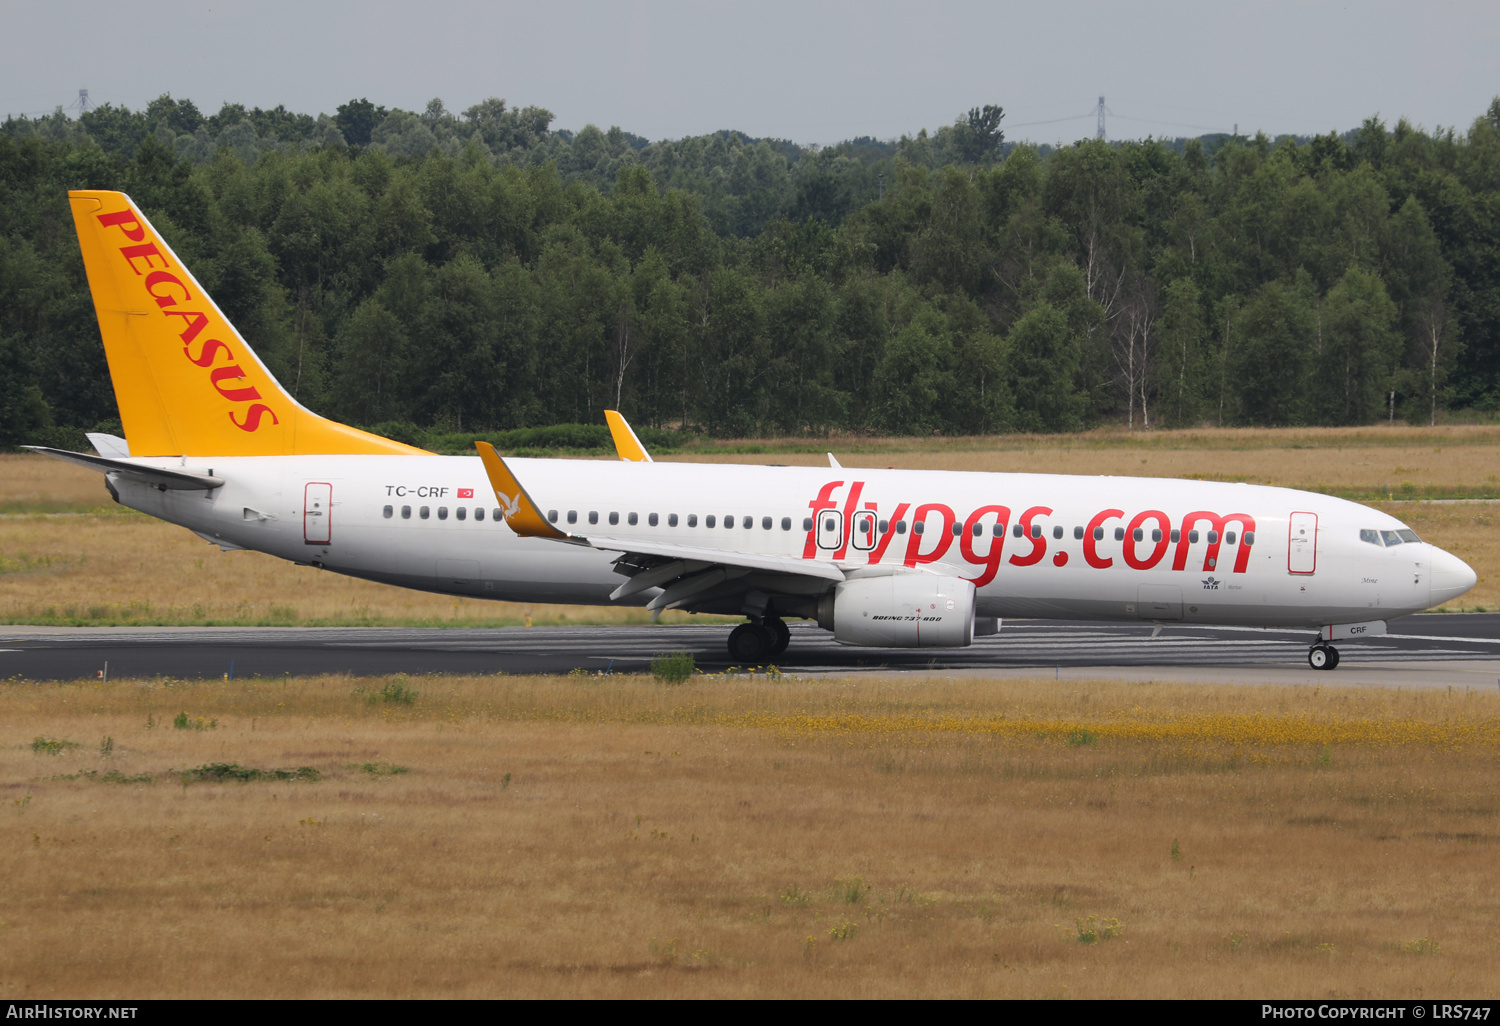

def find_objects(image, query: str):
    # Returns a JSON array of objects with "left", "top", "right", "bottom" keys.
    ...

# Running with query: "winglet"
[
  {"left": 474, "top": 441, "right": 569, "bottom": 539},
  {"left": 828, "top": 452, "right": 842, "bottom": 469},
  {"left": 604, "top": 410, "right": 653, "bottom": 462}
]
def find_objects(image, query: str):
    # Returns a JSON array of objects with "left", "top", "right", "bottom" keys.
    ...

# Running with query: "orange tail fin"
[{"left": 69, "top": 190, "right": 425, "bottom": 457}]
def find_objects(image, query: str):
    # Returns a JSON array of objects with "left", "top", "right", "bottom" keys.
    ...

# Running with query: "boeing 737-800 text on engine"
[{"left": 32, "top": 191, "right": 1477, "bottom": 666}]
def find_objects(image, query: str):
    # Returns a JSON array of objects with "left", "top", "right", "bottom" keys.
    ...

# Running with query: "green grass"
[
  {"left": 650, "top": 651, "right": 696, "bottom": 684},
  {"left": 30, "top": 736, "right": 81, "bottom": 755},
  {"left": 178, "top": 763, "right": 321, "bottom": 784}
]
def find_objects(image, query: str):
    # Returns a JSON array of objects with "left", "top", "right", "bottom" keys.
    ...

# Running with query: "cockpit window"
[
  {"left": 1380, "top": 530, "right": 1403, "bottom": 547},
  {"left": 1360, "top": 529, "right": 1381, "bottom": 546},
  {"left": 1397, "top": 529, "right": 1421, "bottom": 544}
]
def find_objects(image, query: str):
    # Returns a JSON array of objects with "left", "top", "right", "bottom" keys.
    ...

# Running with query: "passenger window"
[
  {"left": 401, "top": 505, "right": 412, "bottom": 519},
  {"left": 762, "top": 517, "right": 772, "bottom": 530},
  {"left": 803, "top": 517, "right": 813, "bottom": 531},
  {"left": 438, "top": 507, "right": 448, "bottom": 520},
  {"left": 1053, "top": 525, "right": 1064, "bottom": 540},
  {"left": 1381, "top": 530, "right": 1402, "bottom": 546},
  {"left": 688, "top": 514, "right": 698, "bottom": 527},
  {"left": 567, "top": 510, "right": 577, "bottom": 524},
  {"left": 994, "top": 523, "right": 1005, "bottom": 537},
  {"left": 896, "top": 522, "right": 907, "bottom": 535},
  {"left": 880, "top": 520, "right": 890, "bottom": 534},
  {"left": 648, "top": 513, "right": 658, "bottom": 527},
  {"left": 627, "top": 512, "right": 638, "bottom": 526},
  {"left": 588, "top": 511, "right": 599, "bottom": 525},
  {"left": 1114, "top": 528, "right": 1125, "bottom": 541},
  {"left": 1031, "top": 524, "right": 1042, "bottom": 539},
  {"left": 1093, "top": 526, "right": 1104, "bottom": 541},
  {"left": 456, "top": 507, "right": 467, "bottom": 521},
  {"left": 383, "top": 505, "right": 393, "bottom": 519},
  {"left": 742, "top": 516, "right": 753, "bottom": 529},
  {"left": 913, "top": 521, "right": 925, "bottom": 536},
  {"left": 1012, "top": 523, "right": 1023, "bottom": 538},
  {"left": 1151, "top": 529, "right": 1162, "bottom": 542},
  {"left": 782, "top": 517, "right": 792, "bottom": 531},
  {"left": 475, "top": 507, "right": 485, "bottom": 521},
  {"left": 1170, "top": 529, "right": 1180, "bottom": 543},
  {"left": 1397, "top": 529, "right": 1421, "bottom": 543},
  {"left": 609, "top": 512, "right": 620, "bottom": 526},
  {"left": 724, "top": 515, "right": 734, "bottom": 529},
  {"left": 547, "top": 509, "right": 557, "bottom": 522},
  {"left": 706, "top": 515, "right": 716, "bottom": 528},
  {"left": 952, "top": 522, "right": 962, "bottom": 536},
  {"left": 978, "top": 523, "right": 987, "bottom": 537},
  {"left": 1073, "top": 526, "right": 1083, "bottom": 540},
  {"left": 668, "top": 514, "right": 678, "bottom": 527},
  {"left": 420, "top": 506, "right": 430, "bottom": 520},
  {"left": 1132, "top": 528, "right": 1143, "bottom": 542},
  {"left": 1226, "top": 532, "right": 1236, "bottom": 544},
  {"left": 1189, "top": 530, "right": 1199, "bottom": 543},
  {"left": 492, "top": 508, "right": 502, "bottom": 522},
  {"left": 1207, "top": 531, "right": 1219, "bottom": 544},
  {"left": 1244, "top": 532, "right": 1255, "bottom": 546}
]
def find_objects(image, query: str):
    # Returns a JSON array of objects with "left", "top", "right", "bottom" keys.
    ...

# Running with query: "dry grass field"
[
  {"left": 2, "top": 671, "right": 1497, "bottom": 998},
  {"left": 1, "top": 423, "right": 1495, "bottom": 624}
]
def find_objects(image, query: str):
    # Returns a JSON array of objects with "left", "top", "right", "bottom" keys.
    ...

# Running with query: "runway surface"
[{"left": 2, "top": 614, "right": 1498, "bottom": 686}]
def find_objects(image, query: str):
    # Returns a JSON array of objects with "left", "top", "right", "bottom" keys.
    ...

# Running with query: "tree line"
[{"left": 1, "top": 94, "right": 1497, "bottom": 449}]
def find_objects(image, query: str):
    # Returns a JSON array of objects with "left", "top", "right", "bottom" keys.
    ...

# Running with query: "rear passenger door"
[{"left": 304, "top": 482, "right": 332, "bottom": 545}]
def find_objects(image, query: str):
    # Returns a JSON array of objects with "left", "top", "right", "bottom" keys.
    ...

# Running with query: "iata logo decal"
[
  {"left": 96, "top": 206, "right": 279, "bottom": 433},
  {"left": 1202, "top": 577, "right": 1220, "bottom": 590}
]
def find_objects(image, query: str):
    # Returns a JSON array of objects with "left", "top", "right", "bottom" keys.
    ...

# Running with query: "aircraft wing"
[
  {"left": 604, "top": 410, "right": 652, "bottom": 462},
  {"left": 25, "top": 446, "right": 224, "bottom": 490},
  {"left": 474, "top": 441, "right": 843, "bottom": 613}
]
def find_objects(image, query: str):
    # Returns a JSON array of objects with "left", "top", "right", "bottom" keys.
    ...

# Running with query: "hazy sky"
[{"left": 5, "top": 0, "right": 1498, "bottom": 144}]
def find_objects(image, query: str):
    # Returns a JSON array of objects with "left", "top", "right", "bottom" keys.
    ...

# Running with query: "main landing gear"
[
  {"left": 1308, "top": 643, "right": 1341, "bottom": 670},
  {"left": 727, "top": 617, "right": 791, "bottom": 663}
]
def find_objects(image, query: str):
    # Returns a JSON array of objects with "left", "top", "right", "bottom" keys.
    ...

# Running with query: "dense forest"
[{"left": 2, "top": 94, "right": 1498, "bottom": 449}]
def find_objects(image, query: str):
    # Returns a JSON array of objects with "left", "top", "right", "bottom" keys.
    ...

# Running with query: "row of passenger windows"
[
  {"left": 383, "top": 505, "right": 500, "bottom": 521},
  {"left": 379, "top": 503, "right": 1257, "bottom": 548},
  {"left": 538, "top": 508, "right": 1254, "bottom": 546},
  {"left": 1360, "top": 528, "right": 1422, "bottom": 547}
]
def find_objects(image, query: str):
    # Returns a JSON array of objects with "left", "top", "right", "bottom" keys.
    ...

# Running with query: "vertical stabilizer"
[{"left": 68, "top": 190, "right": 426, "bottom": 457}]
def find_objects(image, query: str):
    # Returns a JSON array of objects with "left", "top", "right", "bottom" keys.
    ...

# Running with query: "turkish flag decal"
[{"left": 458, "top": 488, "right": 474, "bottom": 499}]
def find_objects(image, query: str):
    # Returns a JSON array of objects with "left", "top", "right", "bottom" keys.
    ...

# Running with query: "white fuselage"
[{"left": 103, "top": 454, "right": 1476, "bottom": 631}]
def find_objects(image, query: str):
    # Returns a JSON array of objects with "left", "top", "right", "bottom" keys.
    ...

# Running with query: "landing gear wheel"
[
  {"left": 1308, "top": 644, "right": 1340, "bottom": 670},
  {"left": 765, "top": 617, "right": 790, "bottom": 656},
  {"left": 728, "top": 622, "right": 774, "bottom": 663}
]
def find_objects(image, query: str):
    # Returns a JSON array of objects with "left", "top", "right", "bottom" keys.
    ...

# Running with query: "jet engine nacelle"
[{"left": 819, "top": 574, "right": 976, "bottom": 648}]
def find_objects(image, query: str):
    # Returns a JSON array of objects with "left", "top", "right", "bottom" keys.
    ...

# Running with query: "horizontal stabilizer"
[
  {"left": 24, "top": 446, "right": 223, "bottom": 490},
  {"left": 86, "top": 432, "right": 130, "bottom": 458}
]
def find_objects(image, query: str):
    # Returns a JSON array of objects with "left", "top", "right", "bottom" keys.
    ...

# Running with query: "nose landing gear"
[{"left": 1308, "top": 643, "right": 1340, "bottom": 670}]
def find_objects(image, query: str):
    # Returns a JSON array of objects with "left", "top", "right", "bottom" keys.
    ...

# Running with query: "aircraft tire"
[
  {"left": 1326, "top": 645, "right": 1340, "bottom": 669},
  {"left": 1308, "top": 645, "right": 1335, "bottom": 670},
  {"left": 729, "top": 623, "right": 774, "bottom": 663},
  {"left": 765, "top": 617, "right": 790, "bottom": 656}
]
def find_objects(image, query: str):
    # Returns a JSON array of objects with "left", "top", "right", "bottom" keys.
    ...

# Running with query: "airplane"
[{"left": 29, "top": 190, "right": 1478, "bottom": 670}]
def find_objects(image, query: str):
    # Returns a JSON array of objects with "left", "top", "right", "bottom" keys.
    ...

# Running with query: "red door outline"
[
  {"left": 1288, "top": 511, "right": 1317, "bottom": 574},
  {"left": 304, "top": 482, "right": 332, "bottom": 545}
]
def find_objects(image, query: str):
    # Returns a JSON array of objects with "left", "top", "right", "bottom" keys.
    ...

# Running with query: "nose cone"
[{"left": 1429, "top": 545, "right": 1478, "bottom": 608}]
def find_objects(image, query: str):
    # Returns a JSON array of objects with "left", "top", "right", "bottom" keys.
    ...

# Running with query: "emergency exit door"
[
  {"left": 1288, "top": 511, "right": 1317, "bottom": 574},
  {"left": 304, "top": 482, "right": 332, "bottom": 544}
]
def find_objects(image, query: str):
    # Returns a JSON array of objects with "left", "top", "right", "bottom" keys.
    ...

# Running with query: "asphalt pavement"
[{"left": 2, "top": 614, "right": 1497, "bottom": 685}]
